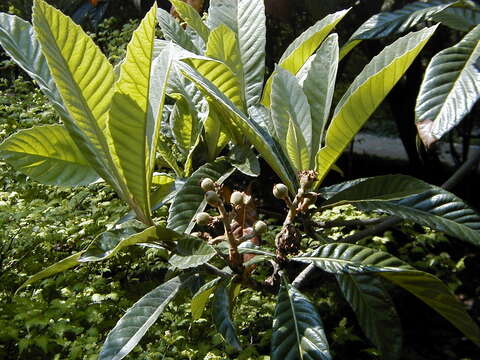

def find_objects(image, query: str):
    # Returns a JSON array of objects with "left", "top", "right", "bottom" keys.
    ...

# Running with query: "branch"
[{"left": 201, "top": 263, "right": 232, "bottom": 279}]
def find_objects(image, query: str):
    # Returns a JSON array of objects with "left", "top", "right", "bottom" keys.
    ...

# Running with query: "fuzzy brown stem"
[{"left": 218, "top": 203, "right": 242, "bottom": 266}]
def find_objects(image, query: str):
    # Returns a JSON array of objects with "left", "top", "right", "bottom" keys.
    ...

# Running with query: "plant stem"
[
  {"left": 201, "top": 263, "right": 232, "bottom": 279},
  {"left": 217, "top": 203, "right": 242, "bottom": 266}
]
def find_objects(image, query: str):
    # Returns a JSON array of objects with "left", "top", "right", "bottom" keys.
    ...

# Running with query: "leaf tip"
[{"left": 416, "top": 119, "right": 438, "bottom": 148}]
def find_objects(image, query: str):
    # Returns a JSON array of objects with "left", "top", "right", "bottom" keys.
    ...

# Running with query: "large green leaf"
[
  {"left": 170, "top": 98, "right": 200, "bottom": 152},
  {"left": 182, "top": 54, "right": 246, "bottom": 123},
  {"left": 432, "top": 3, "right": 480, "bottom": 31},
  {"left": 316, "top": 26, "right": 437, "bottom": 184},
  {"left": 207, "top": 0, "right": 236, "bottom": 30},
  {"left": 353, "top": 188, "right": 480, "bottom": 247},
  {"left": 175, "top": 61, "right": 299, "bottom": 191},
  {"left": 148, "top": 45, "right": 176, "bottom": 172},
  {"left": 169, "top": 236, "right": 217, "bottom": 269},
  {"left": 16, "top": 251, "right": 84, "bottom": 294},
  {"left": 107, "top": 5, "right": 158, "bottom": 222},
  {"left": 271, "top": 67, "right": 312, "bottom": 170},
  {"left": 168, "top": 69, "right": 205, "bottom": 155},
  {"left": 170, "top": 0, "right": 210, "bottom": 43},
  {"left": 207, "top": 0, "right": 266, "bottom": 107},
  {"left": 378, "top": 270, "right": 480, "bottom": 345},
  {"left": 79, "top": 225, "right": 180, "bottom": 262},
  {"left": 99, "top": 276, "right": 184, "bottom": 360},
  {"left": 32, "top": 0, "right": 117, "bottom": 190},
  {"left": 415, "top": 25, "right": 480, "bottom": 147},
  {"left": 150, "top": 173, "right": 177, "bottom": 208},
  {"left": 294, "top": 243, "right": 412, "bottom": 274},
  {"left": 295, "top": 243, "right": 480, "bottom": 345},
  {"left": 321, "top": 174, "right": 432, "bottom": 207},
  {"left": 156, "top": 7, "right": 199, "bottom": 53},
  {"left": 0, "top": 13, "right": 67, "bottom": 120},
  {"left": 207, "top": 24, "right": 243, "bottom": 83},
  {"left": 204, "top": 102, "right": 229, "bottom": 161},
  {"left": 340, "top": 0, "right": 453, "bottom": 58},
  {"left": 0, "top": 125, "right": 99, "bottom": 186},
  {"left": 336, "top": 274, "right": 402, "bottom": 360},
  {"left": 299, "top": 34, "right": 338, "bottom": 164},
  {"left": 237, "top": 241, "right": 276, "bottom": 257},
  {"left": 228, "top": 144, "right": 261, "bottom": 177},
  {"left": 212, "top": 284, "right": 242, "bottom": 351},
  {"left": 191, "top": 277, "right": 221, "bottom": 320},
  {"left": 271, "top": 278, "right": 331, "bottom": 360},
  {"left": 286, "top": 117, "right": 310, "bottom": 172},
  {"left": 203, "top": 24, "right": 246, "bottom": 150},
  {"left": 238, "top": 0, "right": 266, "bottom": 107},
  {"left": 262, "top": 9, "right": 349, "bottom": 107},
  {"left": 167, "top": 158, "right": 234, "bottom": 233}
]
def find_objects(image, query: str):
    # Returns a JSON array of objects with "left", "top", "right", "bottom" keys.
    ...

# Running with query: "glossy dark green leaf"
[
  {"left": 212, "top": 284, "right": 242, "bottom": 351},
  {"left": 432, "top": 4, "right": 480, "bottom": 31},
  {"left": 191, "top": 277, "right": 222, "bottom": 320},
  {"left": 99, "top": 276, "right": 184, "bottom": 360},
  {"left": 169, "top": 236, "right": 217, "bottom": 269},
  {"left": 354, "top": 187, "right": 480, "bottom": 247},
  {"left": 379, "top": 270, "right": 480, "bottom": 345},
  {"left": 271, "top": 278, "right": 331, "bottom": 360},
  {"left": 341, "top": 0, "right": 452, "bottom": 57},
  {"left": 321, "top": 175, "right": 432, "bottom": 207},
  {"left": 295, "top": 243, "right": 480, "bottom": 345},
  {"left": 336, "top": 274, "right": 402, "bottom": 360},
  {"left": 415, "top": 25, "right": 480, "bottom": 147},
  {"left": 317, "top": 178, "right": 367, "bottom": 200},
  {"left": 356, "top": 1, "right": 451, "bottom": 39},
  {"left": 167, "top": 158, "right": 234, "bottom": 234},
  {"left": 294, "top": 243, "right": 412, "bottom": 274}
]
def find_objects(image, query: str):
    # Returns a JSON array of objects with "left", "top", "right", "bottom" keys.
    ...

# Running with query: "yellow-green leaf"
[
  {"left": 262, "top": 8, "right": 349, "bottom": 107},
  {"left": 170, "top": 0, "right": 210, "bottom": 43},
  {"left": 32, "top": 0, "right": 117, "bottom": 188},
  {"left": 0, "top": 125, "right": 99, "bottom": 186},
  {"left": 206, "top": 24, "right": 245, "bottom": 105},
  {"left": 108, "top": 5, "right": 165, "bottom": 224},
  {"left": 286, "top": 118, "right": 309, "bottom": 171},
  {"left": 316, "top": 26, "right": 437, "bottom": 185}
]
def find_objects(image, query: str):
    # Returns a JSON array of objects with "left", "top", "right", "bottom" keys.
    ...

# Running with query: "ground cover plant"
[{"left": 1, "top": 0, "right": 480, "bottom": 359}]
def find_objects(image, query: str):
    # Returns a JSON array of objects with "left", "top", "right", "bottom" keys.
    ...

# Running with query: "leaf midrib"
[
  {"left": 285, "top": 282, "right": 304, "bottom": 360},
  {"left": 431, "top": 40, "right": 480, "bottom": 123}
]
